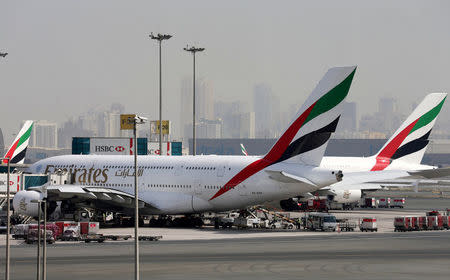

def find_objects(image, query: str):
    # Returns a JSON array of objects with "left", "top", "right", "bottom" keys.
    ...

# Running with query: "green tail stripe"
[
  {"left": 304, "top": 68, "right": 356, "bottom": 125},
  {"left": 17, "top": 124, "right": 33, "bottom": 148},
  {"left": 409, "top": 97, "right": 446, "bottom": 135}
]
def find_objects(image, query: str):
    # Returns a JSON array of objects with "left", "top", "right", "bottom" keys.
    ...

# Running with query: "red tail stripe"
[
  {"left": 209, "top": 102, "right": 316, "bottom": 200},
  {"left": 2, "top": 138, "right": 20, "bottom": 164},
  {"left": 371, "top": 119, "right": 419, "bottom": 171}
]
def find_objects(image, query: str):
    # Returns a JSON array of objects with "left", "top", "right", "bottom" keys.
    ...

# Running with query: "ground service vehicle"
[
  {"left": 378, "top": 198, "right": 391, "bottom": 208},
  {"left": 360, "top": 198, "right": 377, "bottom": 208},
  {"left": 234, "top": 217, "right": 260, "bottom": 229},
  {"left": 394, "top": 217, "right": 412, "bottom": 232},
  {"left": 359, "top": 217, "right": 377, "bottom": 232},
  {"left": 391, "top": 198, "right": 405, "bottom": 208},
  {"left": 306, "top": 213, "right": 337, "bottom": 231},
  {"left": 62, "top": 229, "right": 80, "bottom": 241},
  {"left": 26, "top": 229, "right": 55, "bottom": 244}
]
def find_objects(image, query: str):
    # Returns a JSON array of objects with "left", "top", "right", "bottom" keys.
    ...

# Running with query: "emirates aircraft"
[
  {"left": 282, "top": 92, "right": 449, "bottom": 208},
  {"left": 13, "top": 66, "right": 356, "bottom": 217}
]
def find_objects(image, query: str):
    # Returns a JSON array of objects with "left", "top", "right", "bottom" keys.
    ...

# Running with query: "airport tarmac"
[
  {"left": 1, "top": 197, "right": 450, "bottom": 279},
  {"left": 1, "top": 231, "right": 450, "bottom": 280}
]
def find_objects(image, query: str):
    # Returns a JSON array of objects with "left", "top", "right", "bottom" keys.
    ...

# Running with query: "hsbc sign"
[{"left": 90, "top": 138, "right": 134, "bottom": 155}]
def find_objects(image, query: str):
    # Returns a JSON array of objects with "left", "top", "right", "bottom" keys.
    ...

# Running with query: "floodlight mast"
[
  {"left": 149, "top": 33, "right": 172, "bottom": 156},
  {"left": 183, "top": 46, "right": 205, "bottom": 156}
]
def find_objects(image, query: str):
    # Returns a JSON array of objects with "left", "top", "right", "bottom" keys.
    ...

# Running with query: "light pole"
[
  {"left": 183, "top": 46, "right": 205, "bottom": 156},
  {"left": 127, "top": 115, "right": 147, "bottom": 280},
  {"left": 1, "top": 157, "right": 10, "bottom": 280},
  {"left": 31, "top": 199, "right": 47, "bottom": 280},
  {"left": 149, "top": 33, "right": 172, "bottom": 156}
]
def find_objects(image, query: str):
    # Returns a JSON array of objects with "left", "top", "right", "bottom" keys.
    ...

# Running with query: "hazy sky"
[{"left": 1, "top": 0, "right": 450, "bottom": 144}]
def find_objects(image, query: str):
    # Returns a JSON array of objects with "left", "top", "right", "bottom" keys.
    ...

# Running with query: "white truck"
[{"left": 305, "top": 213, "right": 337, "bottom": 231}]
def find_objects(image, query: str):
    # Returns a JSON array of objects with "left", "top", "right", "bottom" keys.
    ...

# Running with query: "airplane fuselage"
[{"left": 29, "top": 155, "right": 338, "bottom": 214}]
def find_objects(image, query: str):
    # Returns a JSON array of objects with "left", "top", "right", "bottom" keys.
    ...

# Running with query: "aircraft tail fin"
[
  {"left": 371, "top": 93, "right": 447, "bottom": 171},
  {"left": 3, "top": 120, "right": 34, "bottom": 164},
  {"left": 263, "top": 66, "right": 356, "bottom": 166}
]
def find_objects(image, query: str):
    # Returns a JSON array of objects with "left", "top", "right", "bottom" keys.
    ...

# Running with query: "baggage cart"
[
  {"left": 359, "top": 217, "right": 377, "bottom": 232},
  {"left": 427, "top": 215, "right": 444, "bottom": 230},
  {"left": 378, "top": 198, "right": 391, "bottom": 208},
  {"left": 394, "top": 217, "right": 411, "bottom": 232},
  {"left": 411, "top": 217, "right": 419, "bottom": 231},
  {"left": 82, "top": 234, "right": 105, "bottom": 243},
  {"left": 28, "top": 223, "right": 61, "bottom": 240},
  {"left": 138, "top": 235, "right": 162, "bottom": 241},
  {"left": 418, "top": 216, "right": 428, "bottom": 230},
  {"left": 360, "top": 197, "right": 377, "bottom": 208},
  {"left": 12, "top": 224, "right": 31, "bottom": 240},
  {"left": 391, "top": 198, "right": 406, "bottom": 208},
  {"left": 443, "top": 216, "right": 450, "bottom": 230},
  {"left": 338, "top": 221, "right": 357, "bottom": 231},
  {"left": 80, "top": 221, "right": 99, "bottom": 235},
  {"left": 55, "top": 221, "right": 79, "bottom": 238},
  {"left": 103, "top": 234, "right": 132, "bottom": 241}
]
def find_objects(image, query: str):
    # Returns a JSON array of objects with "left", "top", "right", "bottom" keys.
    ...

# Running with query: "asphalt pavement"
[{"left": 2, "top": 231, "right": 450, "bottom": 280}]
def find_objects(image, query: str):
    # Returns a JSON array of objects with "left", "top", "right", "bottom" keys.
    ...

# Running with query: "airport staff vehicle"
[
  {"left": 14, "top": 67, "right": 356, "bottom": 218},
  {"left": 305, "top": 212, "right": 337, "bottom": 231}
]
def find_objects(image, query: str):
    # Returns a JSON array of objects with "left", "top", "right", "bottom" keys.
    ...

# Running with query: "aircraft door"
[
  {"left": 175, "top": 163, "right": 184, "bottom": 176},
  {"left": 194, "top": 180, "right": 202, "bottom": 195},
  {"left": 238, "top": 183, "right": 249, "bottom": 196},
  {"left": 217, "top": 163, "right": 227, "bottom": 177}
]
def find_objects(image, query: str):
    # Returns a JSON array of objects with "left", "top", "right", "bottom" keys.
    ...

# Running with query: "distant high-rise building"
[
  {"left": 0, "top": 128, "right": 4, "bottom": 155},
  {"left": 180, "top": 77, "right": 215, "bottom": 143},
  {"left": 379, "top": 97, "right": 396, "bottom": 116},
  {"left": 253, "top": 83, "right": 280, "bottom": 138},
  {"left": 239, "top": 112, "right": 255, "bottom": 139},
  {"left": 337, "top": 102, "right": 357, "bottom": 132},
  {"left": 29, "top": 121, "right": 58, "bottom": 149}
]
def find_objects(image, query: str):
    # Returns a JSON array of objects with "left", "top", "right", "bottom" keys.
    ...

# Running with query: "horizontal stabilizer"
[{"left": 266, "top": 170, "right": 317, "bottom": 187}]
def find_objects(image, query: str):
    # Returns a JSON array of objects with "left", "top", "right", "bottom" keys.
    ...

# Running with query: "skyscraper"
[
  {"left": 29, "top": 120, "right": 58, "bottom": 149},
  {"left": 180, "top": 77, "right": 215, "bottom": 143},
  {"left": 253, "top": 83, "right": 280, "bottom": 138}
]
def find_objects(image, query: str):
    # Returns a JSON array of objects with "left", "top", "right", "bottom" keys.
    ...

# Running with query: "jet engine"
[
  {"left": 331, "top": 189, "right": 361, "bottom": 204},
  {"left": 12, "top": 190, "right": 44, "bottom": 217}
]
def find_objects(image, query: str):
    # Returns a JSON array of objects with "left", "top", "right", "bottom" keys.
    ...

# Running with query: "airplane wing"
[
  {"left": 328, "top": 167, "right": 450, "bottom": 192},
  {"left": 28, "top": 185, "right": 158, "bottom": 212},
  {"left": 407, "top": 167, "right": 450, "bottom": 179}
]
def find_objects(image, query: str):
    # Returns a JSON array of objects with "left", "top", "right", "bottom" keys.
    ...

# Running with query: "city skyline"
[
  {"left": 1, "top": 1, "right": 450, "bottom": 145},
  {"left": 8, "top": 92, "right": 450, "bottom": 152}
]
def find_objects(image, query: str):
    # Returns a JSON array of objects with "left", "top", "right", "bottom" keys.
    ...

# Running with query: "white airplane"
[
  {"left": 2, "top": 120, "right": 34, "bottom": 164},
  {"left": 281, "top": 93, "right": 449, "bottom": 209},
  {"left": 13, "top": 66, "right": 357, "bottom": 217}
]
